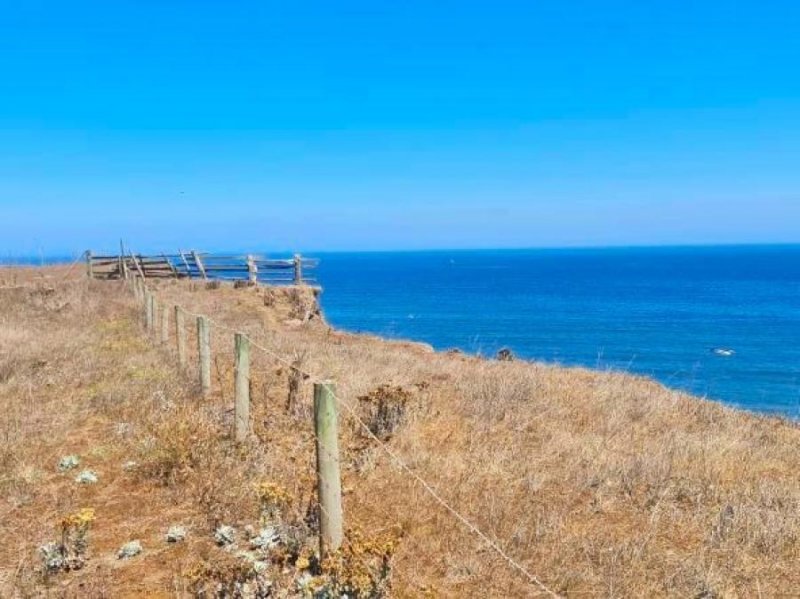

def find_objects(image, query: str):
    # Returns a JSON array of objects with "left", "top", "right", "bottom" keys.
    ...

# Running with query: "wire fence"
[{"left": 121, "top": 271, "right": 561, "bottom": 598}]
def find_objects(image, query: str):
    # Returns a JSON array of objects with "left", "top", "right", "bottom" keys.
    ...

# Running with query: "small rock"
[
  {"left": 166, "top": 526, "right": 187, "bottom": 543},
  {"left": 214, "top": 525, "right": 236, "bottom": 546},
  {"left": 117, "top": 540, "right": 142, "bottom": 560},
  {"left": 74, "top": 470, "right": 98, "bottom": 484},
  {"left": 496, "top": 347, "right": 515, "bottom": 361},
  {"left": 249, "top": 526, "right": 280, "bottom": 550},
  {"left": 122, "top": 460, "right": 138, "bottom": 472},
  {"left": 243, "top": 524, "right": 257, "bottom": 539},
  {"left": 58, "top": 455, "right": 80, "bottom": 472}
]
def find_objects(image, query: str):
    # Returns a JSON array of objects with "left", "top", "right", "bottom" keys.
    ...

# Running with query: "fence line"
[
  {"left": 124, "top": 272, "right": 561, "bottom": 598},
  {"left": 87, "top": 248, "right": 319, "bottom": 285}
]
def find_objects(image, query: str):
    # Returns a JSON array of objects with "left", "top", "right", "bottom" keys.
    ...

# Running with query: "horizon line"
[{"left": 2, "top": 241, "right": 800, "bottom": 265}]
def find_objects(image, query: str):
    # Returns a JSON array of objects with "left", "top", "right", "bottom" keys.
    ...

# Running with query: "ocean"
[{"left": 314, "top": 246, "right": 800, "bottom": 417}]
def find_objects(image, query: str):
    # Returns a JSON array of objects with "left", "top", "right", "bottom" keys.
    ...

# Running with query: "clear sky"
[{"left": 2, "top": 1, "right": 800, "bottom": 256}]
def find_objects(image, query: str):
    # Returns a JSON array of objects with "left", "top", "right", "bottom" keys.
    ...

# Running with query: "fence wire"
[{"left": 127, "top": 273, "right": 562, "bottom": 598}]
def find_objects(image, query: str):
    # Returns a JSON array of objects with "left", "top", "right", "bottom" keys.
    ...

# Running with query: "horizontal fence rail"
[{"left": 86, "top": 249, "right": 318, "bottom": 285}]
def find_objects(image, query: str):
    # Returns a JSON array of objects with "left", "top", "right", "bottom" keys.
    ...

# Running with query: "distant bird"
[{"left": 712, "top": 348, "right": 736, "bottom": 357}]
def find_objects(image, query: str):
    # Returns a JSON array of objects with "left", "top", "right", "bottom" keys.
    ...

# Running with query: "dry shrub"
[
  {"left": 255, "top": 481, "right": 293, "bottom": 523},
  {"left": 187, "top": 552, "right": 270, "bottom": 597},
  {"left": 286, "top": 286, "right": 321, "bottom": 322},
  {"left": 40, "top": 508, "right": 95, "bottom": 575},
  {"left": 457, "top": 362, "right": 540, "bottom": 421},
  {"left": 137, "top": 404, "right": 221, "bottom": 487},
  {"left": 286, "top": 351, "right": 309, "bottom": 416},
  {"left": 0, "top": 355, "right": 18, "bottom": 384},
  {"left": 356, "top": 385, "right": 412, "bottom": 441},
  {"left": 320, "top": 528, "right": 399, "bottom": 598}
]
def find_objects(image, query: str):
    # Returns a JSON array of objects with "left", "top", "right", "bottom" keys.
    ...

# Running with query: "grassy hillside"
[{"left": 1, "top": 271, "right": 799, "bottom": 597}]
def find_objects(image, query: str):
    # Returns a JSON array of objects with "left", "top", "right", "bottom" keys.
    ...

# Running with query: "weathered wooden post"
[
  {"left": 247, "top": 255, "right": 258, "bottom": 285},
  {"left": 313, "top": 381, "right": 344, "bottom": 557},
  {"left": 234, "top": 333, "right": 250, "bottom": 442},
  {"left": 197, "top": 316, "right": 211, "bottom": 395},
  {"left": 293, "top": 254, "right": 303, "bottom": 285},
  {"left": 160, "top": 303, "right": 170, "bottom": 344},
  {"left": 192, "top": 251, "right": 208, "bottom": 280},
  {"left": 85, "top": 250, "right": 93, "bottom": 279},
  {"left": 139, "top": 283, "right": 146, "bottom": 322},
  {"left": 131, "top": 253, "right": 146, "bottom": 281},
  {"left": 175, "top": 306, "right": 186, "bottom": 367},
  {"left": 119, "top": 240, "right": 128, "bottom": 280},
  {"left": 150, "top": 296, "right": 158, "bottom": 339},
  {"left": 145, "top": 290, "right": 154, "bottom": 331}
]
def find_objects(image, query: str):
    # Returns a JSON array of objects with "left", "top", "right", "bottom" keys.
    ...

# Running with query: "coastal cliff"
[{"left": 1, "top": 271, "right": 799, "bottom": 597}]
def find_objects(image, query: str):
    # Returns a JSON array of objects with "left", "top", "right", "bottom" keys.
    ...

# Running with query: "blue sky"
[{"left": 1, "top": 1, "right": 799, "bottom": 256}]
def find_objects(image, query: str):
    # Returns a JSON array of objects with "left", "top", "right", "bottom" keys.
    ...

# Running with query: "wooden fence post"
[
  {"left": 293, "top": 254, "right": 303, "bottom": 285},
  {"left": 145, "top": 291, "right": 154, "bottom": 331},
  {"left": 120, "top": 240, "right": 127, "bottom": 280},
  {"left": 150, "top": 296, "right": 158, "bottom": 339},
  {"left": 131, "top": 253, "right": 146, "bottom": 281},
  {"left": 314, "top": 381, "right": 344, "bottom": 557},
  {"left": 86, "top": 251, "right": 93, "bottom": 279},
  {"left": 140, "top": 284, "right": 146, "bottom": 321},
  {"left": 178, "top": 250, "right": 192, "bottom": 277},
  {"left": 247, "top": 255, "right": 258, "bottom": 285},
  {"left": 160, "top": 302, "right": 170, "bottom": 344},
  {"left": 234, "top": 333, "right": 250, "bottom": 442},
  {"left": 197, "top": 316, "right": 211, "bottom": 395},
  {"left": 175, "top": 306, "right": 186, "bottom": 367},
  {"left": 192, "top": 251, "right": 208, "bottom": 280}
]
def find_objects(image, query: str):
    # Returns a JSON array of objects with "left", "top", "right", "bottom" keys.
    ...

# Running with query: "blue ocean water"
[{"left": 315, "top": 246, "right": 800, "bottom": 417}]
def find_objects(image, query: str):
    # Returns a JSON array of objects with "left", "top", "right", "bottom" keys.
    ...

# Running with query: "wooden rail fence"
[{"left": 86, "top": 249, "right": 317, "bottom": 285}]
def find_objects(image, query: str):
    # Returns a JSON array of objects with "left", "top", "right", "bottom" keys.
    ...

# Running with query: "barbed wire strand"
[{"left": 131, "top": 275, "right": 562, "bottom": 598}]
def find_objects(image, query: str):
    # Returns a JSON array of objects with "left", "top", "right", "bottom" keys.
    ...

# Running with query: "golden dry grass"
[{"left": 1, "top": 270, "right": 799, "bottom": 597}]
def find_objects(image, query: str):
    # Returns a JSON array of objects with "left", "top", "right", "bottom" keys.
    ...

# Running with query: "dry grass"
[{"left": 1, "top": 270, "right": 799, "bottom": 597}]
